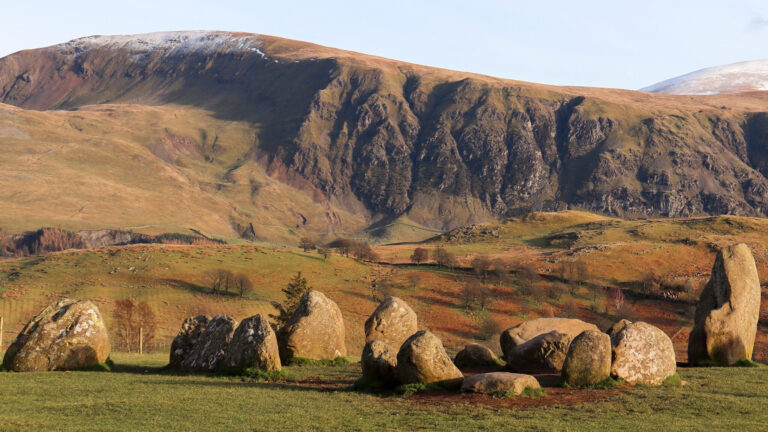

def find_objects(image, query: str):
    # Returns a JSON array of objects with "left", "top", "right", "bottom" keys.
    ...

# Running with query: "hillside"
[
  {"left": 2, "top": 32, "right": 768, "bottom": 242},
  {"left": 1, "top": 211, "right": 767, "bottom": 362}
]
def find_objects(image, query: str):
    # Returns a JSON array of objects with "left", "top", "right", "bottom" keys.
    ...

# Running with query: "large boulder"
[
  {"left": 180, "top": 315, "right": 237, "bottom": 372},
  {"left": 454, "top": 343, "right": 500, "bottom": 368},
  {"left": 277, "top": 290, "right": 347, "bottom": 362},
  {"left": 461, "top": 372, "right": 540, "bottom": 395},
  {"left": 611, "top": 321, "right": 676, "bottom": 386},
  {"left": 364, "top": 296, "right": 418, "bottom": 349},
  {"left": 506, "top": 330, "right": 572, "bottom": 374},
  {"left": 169, "top": 315, "right": 210, "bottom": 368},
  {"left": 500, "top": 318, "right": 599, "bottom": 358},
  {"left": 361, "top": 340, "right": 397, "bottom": 383},
  {"left": 562, "top": 330, "right": 611, "bottom": 387},
  {"left": 223, "top": 314, "right": 281, "bottom": 371},
  {"left": 2, "top": 299, "right": 110, "bottom": 372},
  {"left": 396, "top": 330, "right": 464, "bottom": 385},
  {"left": 607, "top": 319, "right": 632, "bottom": 338},
  {"left": 688, "top": 243, "right": 761, "bottom": 365}
]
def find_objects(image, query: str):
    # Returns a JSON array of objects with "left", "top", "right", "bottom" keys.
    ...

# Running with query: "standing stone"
[
  {"left": 688, "top": 243, "right": 761, "bottom": 365},
  {"left": 454, "top": 343, "right": 500, "bottom": 368},
  {"left": 361, "top": 340, "right": 397, "bottom": 383},
  {"left": 277, "top": 291, "right": 347, "bottom": 362},
  {"left": 2, "top": 299, "right": 110, "bottom": 372},
  {"left": 396, "top": 330, "right": 464, "bottom": 385},
  {"left": 611, "top": 322, "right": 676, "bottom": 386},
  {"left": 180, "top": 315, "right": 237, "bottom": 372},
  {"left": 461, "top": 372, "right": 540, "bottom": 395},
  {"left": 169, "top": 315, "right": 210, "bottom": 368},
  {"left": 562, "top": 330, "right": 611, "bottom": 387},
  {"left": 500, "top": 318, "right": 599, "bottom": 358},
  {"left": 607, "top": 319, "right": 632, "bottom": 338},
  {"left": 223, "top": 314, "right": 281, "bottom": 371},
  {"left": 364, "top": 296, "right": 418, "bottom": 349},
  {"left": 506, "top": 330, "right": 572, "bottom": 374}
]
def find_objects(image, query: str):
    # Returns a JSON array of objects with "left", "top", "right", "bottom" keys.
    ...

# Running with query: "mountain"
[
  {"left": 642, "top": 59, "right": 768, "bottom": 95},
  {"left": 2, "top": 31, "right": 768, "bottom": 243}
]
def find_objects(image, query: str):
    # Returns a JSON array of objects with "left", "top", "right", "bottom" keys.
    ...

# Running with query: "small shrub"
[
  {"left": 661, "top": 373, "right": 682, "bottom": 387},
  {"left": 519, "top": 386, "right": 546, "bottom": 398},
  {"left": 394, "top": 383, "right": 429, "bottom": 397}
]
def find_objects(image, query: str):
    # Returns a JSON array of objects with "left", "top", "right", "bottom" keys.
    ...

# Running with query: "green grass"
[
  {"left": 693, "top": 359, "right": 764, "bottom": 368},
  {"left": 562, "top": 377, "right": 620, "bottom": 390},
  {"left": 2, "top": 353, "right": 768, "bottom": 431},
  {"left": 286, "top": 357, "right": 351, "bottom": 367}
]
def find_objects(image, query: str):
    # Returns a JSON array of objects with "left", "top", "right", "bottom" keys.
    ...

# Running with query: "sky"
[{"left": 2, "top": 0, "right": 768, "bottom": 90}]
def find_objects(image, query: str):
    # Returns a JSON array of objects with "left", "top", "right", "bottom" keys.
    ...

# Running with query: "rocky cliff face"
[{"left": 2, "top": 31, "right": 768, "bottom": 234}]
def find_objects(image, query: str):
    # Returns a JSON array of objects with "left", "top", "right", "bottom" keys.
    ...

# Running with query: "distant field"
[
  {"left": 0, "top": 352, "right": 766, "bottom": 431},
  {"left": 1, "top": 210, "right": 768, "bottom": 361}
]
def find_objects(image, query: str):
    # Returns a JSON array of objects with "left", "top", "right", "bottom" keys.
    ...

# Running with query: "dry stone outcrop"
[
  {"left": 688, "top": 243, "right": 761, "bottom": 365},
  {"left": 224, "top": 314, "right": 281, "bottom": 371},
  {"left": 2, "top": 299, "right": 110, "bottom": 372},
  {"left": 364, "top": 296, "right": 418, "bottom": 349},
  {"left": 277, "top": 290, "right": 347, "bottom": 362},
  {"left": 611, "top": 321, "right": 676, "bottom": 386},
  {"left": 169, "top": 315, "right": 210, "bottom": 368},
  {"left": 395, "top": 330, "right": 463, "bottom": 385},
  {"left": 179, "top": 315, "right": 237, "bottom": 372},
  {"left": 562, "top": 330, "right": 611, "bottom": 387},
  {"left": 461, "top": 372, "right": 540, "bottom": 395}
]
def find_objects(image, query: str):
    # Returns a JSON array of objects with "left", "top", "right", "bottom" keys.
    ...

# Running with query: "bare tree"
[
  {"left": 136, "top": 301, "right": 157, "bottom": 351},
  {"left": 233, "top": 273, "right": 253, "bottom": 297},
  {"left": 461, "top": 281, "right": 493, "bottom": 311},
  {"left": 516, "top": 264, "right": 539, "bottom": 296},
  {"left": 471, "top": 255, "right": 493, "bottom": 282},
  {"left": 410, "top": 247, "right": 430, "bottom": 264},
  {"left": 114, "top": 300, "right": 157, "bottom": 352},
  {"left": 490, "top": 258, "right": 508, "bottom": 285},
  {"left": 299, "top": 237, "right": 316, "bottom": 252},
  {"left": 206, "top": 269, "right": 235, "bottom": 295},
  {"left": 433, "top": 247, "right": 458, "bottom": 269},
  {"left": 317, "top": 247, "right": 330, "bottom": 260}
]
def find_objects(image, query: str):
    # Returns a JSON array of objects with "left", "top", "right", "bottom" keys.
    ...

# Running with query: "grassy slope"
[
  {"left": 0, "top": 352, "right": 766, "bottom": 431},
  {"left": 0, "top": 245, "right": 374, "bottom": 348},
  {"left": 1, "top": 210, "right": 767, "bottom": 362},
  {"left": 0, "top": 102, "right": 371, "bottom": 243}
]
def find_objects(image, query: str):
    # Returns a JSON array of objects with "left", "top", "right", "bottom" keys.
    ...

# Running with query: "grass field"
[{"left": 0, "top": 352, "right": 766, "bottom": 431}]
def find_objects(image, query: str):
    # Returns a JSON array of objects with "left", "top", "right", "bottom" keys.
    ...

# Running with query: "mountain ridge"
[{"left": 1, "top": 31, "right": 768, "bottom": 243}]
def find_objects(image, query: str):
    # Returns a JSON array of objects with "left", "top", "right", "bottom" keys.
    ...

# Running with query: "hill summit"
[{"left": 1, "top": 31, "right": 768, "bottom": 242}]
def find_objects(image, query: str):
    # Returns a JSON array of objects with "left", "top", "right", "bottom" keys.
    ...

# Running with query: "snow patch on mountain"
[
  {"left": 60, "top": 31, "right": 265, "bottom": 57},
  {"left": 641, "top": 59, "right": 768, "bottom": 95}
]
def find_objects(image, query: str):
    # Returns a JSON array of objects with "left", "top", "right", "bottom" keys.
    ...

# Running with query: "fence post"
[{"left": 139, "top": 327, "right": 143, "bottom": 355}]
